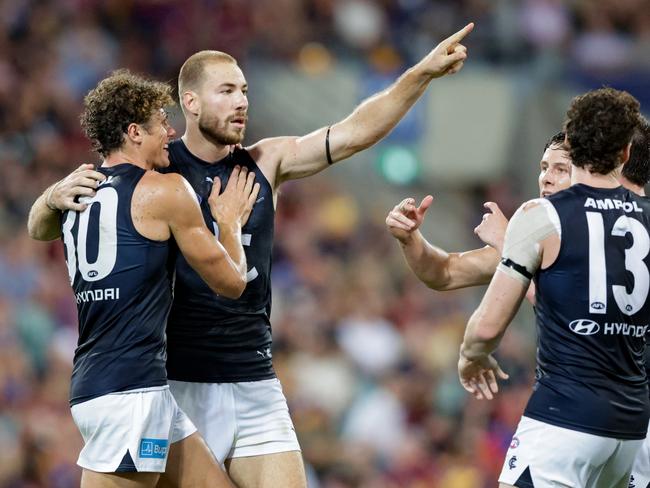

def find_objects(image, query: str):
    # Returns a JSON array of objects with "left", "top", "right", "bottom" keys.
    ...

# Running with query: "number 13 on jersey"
[{"left": 586, "top": 211, "right": 650, "bottom": 316}]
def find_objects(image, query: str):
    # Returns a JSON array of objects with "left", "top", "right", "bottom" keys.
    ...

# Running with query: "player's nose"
[
  {"left": 542, "top": 172, "right": 555, "bottom": 187},
  {"left": 235, "top": 92, "right": 248, "bottom": 111}
]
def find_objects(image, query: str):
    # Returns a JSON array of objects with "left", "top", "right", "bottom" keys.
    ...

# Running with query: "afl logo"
[
  {"left": 569, "top": 319, "right": 600, "bottom": 335},
  {"left": 590, "top": 301, "right": 605, "bottom": 311},
  {"left": 88, "top": 270, "right": 98, "bottom": 278}
]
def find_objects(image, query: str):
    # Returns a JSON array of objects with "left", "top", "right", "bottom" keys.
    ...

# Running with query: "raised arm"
[
  {"left": 28, "top": 164, "right": 105, "bottom": 241},
  {"left": 251, "top": 23, "right": 474, "bottom": 188},
  {"left": 151, "top": 171, "right": 253, "bottom": 299},
  {"left": 458, "top": 199, "right": 560, "bottom": 400},
  {"left": 386, "top": 195, "right": 498, "bottom": 290}
]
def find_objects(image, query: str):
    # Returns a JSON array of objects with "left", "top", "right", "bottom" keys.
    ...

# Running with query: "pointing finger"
[{"left": 442, "top": 22, "right": 474, "bottom": 49}]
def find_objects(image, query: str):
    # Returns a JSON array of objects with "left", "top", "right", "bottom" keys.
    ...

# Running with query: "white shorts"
[
  {"left": 70, "top": 385, "right": 196, "bottom": 473},
  {"left": 168, "top": 378, "right": 300, "bottom": 463},
  {"left": 630, "top": 423, "right": 650, "bottom": 488},
  {"left": 499, "top": 416, "right": 643, "bottom": 488}
]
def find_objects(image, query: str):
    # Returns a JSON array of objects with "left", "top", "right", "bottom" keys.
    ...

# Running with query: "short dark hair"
[
  {"left": 544, "top": 131, "right": 566, "bottom": 152},
  {"left": 564, "top": 88, "right": 641, "bottom": 175},
  {"left": 81, "top": 70, "right": 174, "bottom": 157},
  {"left": 622, "top": 118, "right": 650, "bottom": 187}
]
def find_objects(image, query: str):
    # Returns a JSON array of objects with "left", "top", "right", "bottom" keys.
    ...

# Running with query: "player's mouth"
[
  {"left": 541, "top": 190, "right": 552, "bottom": 197},
  {"left": 230, "top": 115, "right": 247, "bottom": 128}
]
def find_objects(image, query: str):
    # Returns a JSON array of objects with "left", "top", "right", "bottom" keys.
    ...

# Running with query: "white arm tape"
[{"left": 497, "top": 198, "right": 561, "bottom": 285}]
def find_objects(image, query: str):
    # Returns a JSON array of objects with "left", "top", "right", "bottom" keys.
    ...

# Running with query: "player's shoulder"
[
  {"left": 246, "top": 136, "right": 292, "bottom": 161},
  {"left": 509, "top": 197, "right": 560, "bottom": 234},
  {"left": 515, "top": 197, "right": 553, "bottom": 215},
  {"left": 246, "top": 137, "right": 291, "bottom": 188},
  {"left": 137, "top": 171, "right": 195, "bottom": 207}
]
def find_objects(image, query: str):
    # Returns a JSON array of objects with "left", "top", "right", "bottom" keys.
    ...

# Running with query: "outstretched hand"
[
  {"left": 386, "top": 195, "right": 433, "bottom": 243},
  {"left": 208, "top": 166, "right": 260, "bottom": 228},
  {"left": 47, "top": 163, "right": 106, "bottom": 212},
  {"left": 458, "top": 352, "right": 509, "bottom": 400},
  {"left": 474, "top": 201, "right": 508, "bottom": 253},
  {"left": 420, "top": 23, "right": 474, "bottom": 79}
]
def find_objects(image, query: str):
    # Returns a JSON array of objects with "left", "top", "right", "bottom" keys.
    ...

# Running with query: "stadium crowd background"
[{"left": 0, "top": 0, "right": 649, "bottom": 486}]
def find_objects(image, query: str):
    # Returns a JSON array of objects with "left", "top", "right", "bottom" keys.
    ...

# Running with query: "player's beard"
[{"left": 198, "top": 112, "right": 245, "bottom": 146}]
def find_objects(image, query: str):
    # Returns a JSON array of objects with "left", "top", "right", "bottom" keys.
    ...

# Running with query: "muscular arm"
[
  {"left": 27, "top": 164, "right": 105, "bottom": 241},
  {"left": 457, "top": 199, "right": 560, "bottom": 399},
  {"left": 154, "top": 174, "right": 247, "bottom": 299},
  {"left": 250, "top": 23, "right": 474, "bottom": 188},
  {"left": 400, "top": 231, "right": 498, "bottom": 290},
  {"left": 387, "top": 195, "right": 497, "bottom": 290},
  {"left": 461, "top": 270, "right": 528, "bottom": 360},
  {"left": 28, "top": 186, "right": 62, "bottom": 241}
]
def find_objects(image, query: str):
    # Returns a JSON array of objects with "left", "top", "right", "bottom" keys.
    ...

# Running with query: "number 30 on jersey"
[{"left": 62, "top": 189, "right": 119, "bottom": 284}]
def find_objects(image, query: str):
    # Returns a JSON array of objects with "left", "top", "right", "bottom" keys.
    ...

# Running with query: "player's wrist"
[
  {"left": 459, "top": 342, "right": 488, "bottom": 362},
  {"left": 406, "top": 63, "right": 435, "bottom": 86},
  {"left": 44, "top": 184, "right": 60, "bottom": 211},
  {"left": 216, "top": 219, "right": 241, "bottom": 234},
  {"left": 397, "top": 232, "right": 415, "bottom": 245}
]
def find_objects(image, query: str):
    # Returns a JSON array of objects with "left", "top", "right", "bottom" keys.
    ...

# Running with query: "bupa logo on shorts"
[
  {"left": 568, "top": 319, "right": 600, "bottom": 336},
  {"left": 510, "top": 436, "right": 520, "bottom": 449},
  {"left": 139, "top": 438, "right": 169, "bottom": 459}
]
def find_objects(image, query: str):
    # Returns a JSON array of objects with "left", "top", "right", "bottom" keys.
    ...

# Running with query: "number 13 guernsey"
[{"left": 528, "top": 184, "right": 650, "bottom": 440}]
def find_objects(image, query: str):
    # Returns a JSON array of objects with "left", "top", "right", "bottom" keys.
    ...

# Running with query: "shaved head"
[{"left": 178, "top": 50, "right": 237, "bottom": 96}]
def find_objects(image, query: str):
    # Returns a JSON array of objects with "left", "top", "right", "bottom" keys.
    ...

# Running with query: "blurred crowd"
[{"left": 1, "top": 0, "right": 648, "bottom": 487}]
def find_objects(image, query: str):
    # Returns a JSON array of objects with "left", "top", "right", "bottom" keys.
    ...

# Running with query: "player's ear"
[
  {"left": 125, "top": 122, "right": 144, "bottom": 144},
  {"left": 182, "top": 90, "right": 200, "bottom": 117}
]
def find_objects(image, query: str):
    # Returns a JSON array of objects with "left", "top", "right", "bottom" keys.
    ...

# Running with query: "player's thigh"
[
  {"left": 168, "top": 380, "right": 237, "bottom": 464},
  {"left": 595, "top": 438, "right": 643, "bottom": 488},
  {"left": 630, "top": 431, "right": 650, "bottom": 488},
  {"left": 225, "top": 450, "right": 306, "bottom": 488},
  {"left": 157, "top": 432, "right": 234, "bottom": 488},
  {"left": 82, "top": 469, "right": 159, "bottom": 488}
]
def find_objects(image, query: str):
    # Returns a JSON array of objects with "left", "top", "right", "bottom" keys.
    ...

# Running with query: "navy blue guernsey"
[
  {"left": 63, "top": 164, "right": 172, "bottom": 406},
  {"left": 163, "top": 140, "right": 275, "bottom": 382},
  {"left": 525, "top": 184, "right": 650, "bottom": 439}
]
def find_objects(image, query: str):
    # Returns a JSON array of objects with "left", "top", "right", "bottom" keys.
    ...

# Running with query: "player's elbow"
[
  {"left": 472, "top": 321, "right": 503, "bottom": 344},
  {"left": 218, "top": 276, "right": 246, "bottom": 299},
  {"left": 346, "top": 133, "right": 378, "bottom": 156},
  {"left": 421, "top": 267, "right": 455, "bottom": 291},
  {"left": 425, "top": 277, "right": 456, "bottom": 291},
  {"left": 27, "top": 220, "right": 59, "bottom": 241}
]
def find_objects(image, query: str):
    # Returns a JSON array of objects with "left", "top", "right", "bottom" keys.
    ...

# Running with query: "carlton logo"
[{"left": 569, "top": 319, "right": 600, "bottom": 336}]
